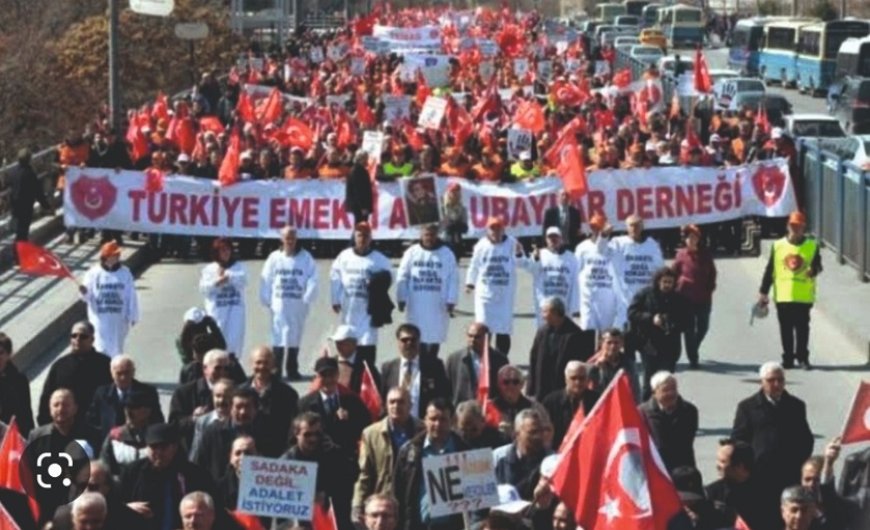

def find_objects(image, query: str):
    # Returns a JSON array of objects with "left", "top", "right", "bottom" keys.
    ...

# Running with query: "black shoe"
[
  {"left": 689, "top": 360, "right": 700, "bottom": 370},
  {"left": 286, "top": 370, "right": 304, "bottom": 381},
  {"left": 782, "top": 360, "right": 795, "bottom": 369},
  {"left": 800, "top": 359, "right": 812, "bottom": 370}
]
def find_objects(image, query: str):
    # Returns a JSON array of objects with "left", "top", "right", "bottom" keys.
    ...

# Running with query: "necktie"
[{"left": 401, "top": 361, "right": 413, "bottom": 390}]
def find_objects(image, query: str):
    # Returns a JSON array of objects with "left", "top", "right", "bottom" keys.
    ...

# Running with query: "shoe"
[
  {"left": 782, "top": 360, "right": 795, "bottom": 369},
  {"left": 800, "top": 360, "right": 812, "bottom": 371},
  {"left": 688, "top": 360, "right": 700, "bottom": 370},
  {"left": 286, "top": 370, "right": 304, "bottom": 382}
]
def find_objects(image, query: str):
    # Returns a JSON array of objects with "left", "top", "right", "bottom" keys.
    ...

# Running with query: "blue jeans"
[{"left": 683, "top": 302, "right": 711, "bottom": 364}]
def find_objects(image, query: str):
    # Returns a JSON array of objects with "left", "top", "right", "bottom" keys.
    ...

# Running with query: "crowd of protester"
[{"left": 2, "top": 4, "right": 867, "bottom": 530}]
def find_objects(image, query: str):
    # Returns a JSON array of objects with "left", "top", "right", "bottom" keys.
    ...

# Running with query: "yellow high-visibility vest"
[{"left": 772, "top": 236, "right": 818, "bottom": 303}]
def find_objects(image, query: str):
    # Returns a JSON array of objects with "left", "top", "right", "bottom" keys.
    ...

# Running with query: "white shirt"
[
  {"left": 396, "top": 243, "right": 459, "bottom": 344},
  {"left": 400, "top": 357, "right": 422, "bottom": 418},
  {"left": 80, "top": 264, "right": 139, "bottom": 357},
  {"left": 465, "top": 235, "right": 522, "bottom": 334},
  {"left": 609, "top": 235, "right": 664, "bottom": 305},
  {"left": 330, "top": 248, "right": 392, "bottom": 346}
]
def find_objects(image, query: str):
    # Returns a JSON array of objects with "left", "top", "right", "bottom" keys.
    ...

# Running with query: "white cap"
[
  {"left": 330, "top": 324, "right": 358, "bottom": 342},
  {"left": 177, "top": 153, "right": 191, "bottom": 163},
  {"left": 240, "top": 150, "right": 254, "bottom": 160},
  {"left": 545, "top": 226, "right": 562, "bottom": 237},
  {"left": 183, "top": 307, "right": 206, "bottom": 324},
  {"left": 771, "top": 127, "right": 784, "bottom": 139},
  {"left": 519, "top": 151, "right": 532, "bottom": 161},
  {"left": 491, "top": 485, "right": 531, "bottom": 515},
  {"left": 709, "top": 133, "right": 721, "bottom": 143}
]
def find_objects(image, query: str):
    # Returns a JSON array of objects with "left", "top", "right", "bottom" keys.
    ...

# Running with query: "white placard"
[
  {"left": 479, "top": 60, "right": 495, "bottom": 81},
  {"left": 513, "top": 58, "right": 529, "bottom": 77},
  {"left": 327, "top": 42, "right": 349, "bottom": 62},
  {"left": 383, "top": 95, "right": 412, "bottom": 123},
  {"left": 326, "top": 94, "right": 352, "bottom": 107},
  {"left": 309, "top": 47, "right": 324, "bottom": 64},
  {"left": 595, "top": 60, "right": 611, "bottom": 77},
  {"left": 418, "top": 97, "right": 448, "bottom": 129},
  {"left": 537, "top": 60, "right": 552, "bottom": 82},
  {"left": 361, "top": 131, "right": 386, "bottom": 163},
  {"left": 508, "top": 128, "right": 533, "bottom": 160},
  {"left": 350, "top": 57, "right": 366, "bottom": 77},
  {"left": 422, "top": 449, "right": 500, "bottom": 518},
  {"left": 402, "top": 54, "right": 452, "bottom": 87},
  {"left": 237, "top": 456, "right": 317, "bottom": 520}
]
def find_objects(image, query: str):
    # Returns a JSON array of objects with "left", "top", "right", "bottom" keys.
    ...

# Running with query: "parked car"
[
  {"left": 602, "top": 26, "right": 639, "bottom": 46},
  {"left": 784, "top": 114, "right": 847, "bottom": 139},
  {"left": 709, "top": 69, "right": 739, "bottom": 86},
  {"left": 712, "top": 77, "right": 766, "bottom": 109},
  {"left": 630, "top": 44, "right": 665, "bottom": 65},
  {"left": 658, "top": 54, "right": 694, "bottom": 75},
  {"left": 639, "top": 28, "right": 667, "bottom": 51},
  {"left": 828, "top": 76, "right": 870, "bottom": 134},
  {"left": 614, "top": 36, "right": 641, "bottom": 53},
  {"left": 728, "top": 92, "right": 793, "bottom": 126},
  {"left": 615, "top": 15, "right": 641, "bottom": 27}
]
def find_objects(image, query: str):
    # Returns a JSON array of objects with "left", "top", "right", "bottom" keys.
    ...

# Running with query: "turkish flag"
[
  {"left": 0, "top": 419, "right": 40, "bottom": 522},
  {"left": 312, "top": 499, "right": 338, "bottom": 530},
  {"left": 415, "top": 70, "right": 432, "bottom": 108},
  {"left": 0, "top": 504, "right": 23, "bottom": 530},
  {"left": 236, "top": 91, "right": 257, "bottom": 124},
  {"left": 356, "top": 92, "right": 376, "bottom": 128},
  {"left": 167, "top": 117, "right": 196, "bottom": 155},
  {"left": 693, "top": 47, "right": 712, "bottom": 93},
  {"left": 125, "top": 117, "right": 149, "bottom": 163},
  {"left": 231, "top": 511, "right": 265, "bottom": 530},
  {"left": 552, "top": 80, "right": 588, "bottom": 108},
  {"left": 477, "top": 335, "right": 492, "bottom": 404},
  {"left": 514, "top": 99, "right": 545, "bottom": 134},
  {"left": 841, "top": 381, "right": 870, "bottom": 444},
  {"left": 551, "top": 372, "right": 688, "bottom": 530},
  {"left": 544, "top": 118, "right": 582, "bottom": 168},
  {"left": 755, "top": 104, "right": 771, "bottom": 135},
  {"left": 555, "top": 137, "right": 588, "bottom": 200},
  {"left": 283, "top": 117, "right": 316, "bottom": 152},
  {"left": 335, "top": 110, "right": 356, "bottom": 150},
  {"left": 218, "top": 131, "right": 241, "bottom": 187},
  {"left": 360, "top": 362, "right": 383, "bottom": 422},
  {"left": 15, "top": 242, "right": 74, "bottom": 281},
  {"left": 472, "top": 77, "right": 501, "bottom": 123},
  {"left": 257, "top": 87, "right": 284, "bottom": 124},
  {"left": 403, "top": 121, "right": 426, "bottom": 152},
  {"left": 151, "top": 91, "right": 169, "bottom": 123},
  {"left": 446, "top": 100, "right": 473, "bottom": 149},
  {"left": 199, "top": 116, "right": 225, "bottom": 135},
  {"left": 612, "top": 69, "right": 632, "bottom": 89}
]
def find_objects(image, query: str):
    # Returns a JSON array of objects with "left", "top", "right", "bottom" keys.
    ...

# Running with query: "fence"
[{"left": 0, "top": 148, "right": 62, "bottom": 239}]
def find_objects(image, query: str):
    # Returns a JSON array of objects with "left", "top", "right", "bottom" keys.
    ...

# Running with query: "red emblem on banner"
[
  {"left": 751, "top": 165, "right": 787, "bottom": 207},
  {"left": 69, "top": 174, "right": 117, "bottom": 221}
]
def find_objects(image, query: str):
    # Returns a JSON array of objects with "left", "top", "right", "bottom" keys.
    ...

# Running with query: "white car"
[
  {"left": 657, "top": 54, "right": 694, "bottom": 75},
  {"left": 709, "top": 69, "right": 739, "bottom": 86},
  {"left": 630, "top": 44, "right": 664, "bottom": 65},
  {"left": 847, "top": 135, "right": 870, "bottom": 169},
  {"left": 614, "top": 36, "right": 641, "bottom": 53},
  {"left": 784, "top": 114, "right": 847, "bottom": 139},
  {"left": 614, "top": 15, "right": 641, "bottom": 27},
  {"left": 712, "top": 77, "right": 766, "bottom": 110}
]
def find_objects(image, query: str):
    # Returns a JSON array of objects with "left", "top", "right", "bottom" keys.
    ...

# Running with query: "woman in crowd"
[{"left": 672, "top": 224, "right": 717, "bottom": 369}]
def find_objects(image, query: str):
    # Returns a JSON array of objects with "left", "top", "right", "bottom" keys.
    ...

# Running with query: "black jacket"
[
  {"left": 86, "top": 380, "right": 163, "bottom": 441},
  {"left": 193, "top": 417, "right": 286, "bottom": 482},
  {"left": 541, "top": 389, "right": 600, "bottom": 449},
  {"left": 838, "top": 446, "right": 870, "bottom": 530},
  {"left": 542, "top": 204, "right": 581, "bottom": 247},
  {"left": 0, "top": 361, "right": 34, "bottom": 436},
  {"left": 333, "top": 354, "right": 382, "bottom": 396},
  {"left": 284, "top": 441, "right": 358, "bottom": 530},
  {"left": 297, "top": 390, "right": 372, "bottom": 458},
  {"left": 706, "top": 477, "right": 777, "bottom": 530},
  {"left": 87, "top": 141, "right": 133, "bottom": 170},
  {"left": 100, "top": 423, "right": 149, "bottom": 477},
  {"left": 169, "top": 377, "right": 214, "bottom": 446},
  {"left": 445, "top": 347, "right": 508, "bottom": 404},
  {"left": 459, "top": 425, "right": 510, "bottom": 450},
  {"left": 368, "top": 269, "right": 395, "bottom": 328},
  {"left": 240, "top": 375, "right": 299, "bottom": 445},
  {"left": 9, "top": 161, "right": 50, "bottom": 218},
  {"left": 380, "top": 355, "right": 452, "bottom": 418},
  {"left": 345, "top": 162, "right": 374, "bottom": 216},
  {"left": 628, "top": 286, "right": 690, "bottom": 358},
  {"left": 638, "top": 396, "right": 698, "bottom": 471},
  {"left": 37, "top": 349, "right": 112, "bottom": 426},
  {"left": 0, "top": 487, "right": 38, "bottom": 530},
  {"left": 527, "top": 318, "right": 589, "bottom": 401},
  {"left": 494, "top": 444, "right": 552, "bottom": 500},
  {"left": 52, "top": 491, "right": 147, "bottom": 530}
]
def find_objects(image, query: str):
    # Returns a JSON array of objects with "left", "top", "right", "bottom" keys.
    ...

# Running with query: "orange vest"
[{"left": 318, "top": 165, "right": 349, "bottom": 180}]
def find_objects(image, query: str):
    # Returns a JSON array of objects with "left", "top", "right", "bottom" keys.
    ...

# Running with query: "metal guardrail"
[
  {"left": 798, "top": 140, "right": 870, "bottom": 282},
  {"left": 0, "top": 147, "right": 62, "bottom": 239}
]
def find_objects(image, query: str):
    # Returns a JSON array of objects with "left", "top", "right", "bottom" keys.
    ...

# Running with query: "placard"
[
  {"left": 350, "top": 57, "right": 366, "bottom": 77},
  {"left": 237, "top": 456, "right": 317, "bottom": 520},
  {"left": 402, "top": 54, "right": 452, "bottom": 87},
  {"left": 327, "top": 42, "right": 349, "bottom": 62},
  {"left": 595, "top": 60, "right": 611, "bottom": 77},
  {"left": 513, "top": 58, "right": 529, "bottom": 77},
  {"left": 402, "top": 176, "right": 440, "bottom": 226},
  {"left": 418, "top": 96, "right": 448, "bottom": 129},
  {"left": 422, "top": 449, "right": 499, "bottom": 517},
  {"left": 537, "top": 60, "right": 552, "bottom": 82},
  {"left": 383, "top": 94, "right": 412, "bottom": 123},
  {"left": 508, "top": 128, "right": 533, "bottom": 160},
  {"left": 309, "top": 47, "right": 324, "bottom": 64},
  {"left": 479, "top": 60, "right": 495, "bottom": 81},
  {"left": 361, "top": 131, "right": 386, "bottom": 163}
]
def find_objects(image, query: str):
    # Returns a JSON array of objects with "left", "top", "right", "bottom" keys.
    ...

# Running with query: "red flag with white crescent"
[
  {"left": 15, "top": 242, "right": 74, "bottom": 281},
  {"left": 360, "top": 361, "right": 383, "bottom": 422},
  {"left": 0, "top": 419, "right": 40, "bottom": 522},
  {"left": 841, "top": 381, "right": 870, "bottom": 444}
]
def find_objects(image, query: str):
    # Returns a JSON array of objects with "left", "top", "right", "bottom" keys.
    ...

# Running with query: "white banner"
[
  {"left": 64, "top": 159, "right": 797, "bottom": 239},
  {"left": 372, "top": 25, "right": 442, "bottom": 49},
  {"left": 418, "top": 96, "right": 448, "bottom": 129},
  {"left": 422, "top": 449, "right": 499, "bottom": 518},
  {"left": 237, "top": 456, "right": 317, "bottom": 520},
  {"left": 401, "top": 54, "right": 452, "bottom": 87},
  {"left": 382, "top": 95, "right": 412, "bottom": 123}
]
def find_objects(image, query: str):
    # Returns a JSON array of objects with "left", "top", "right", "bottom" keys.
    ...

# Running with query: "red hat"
[
  {"left": 788, "top": 211, "right": 807, "bottom": 226},
  {"left": 486, "top": 216, "right": 504, "bottom": 229},
  {"left": 589, "top": 213, "right": 607, "bottom": 231},
  {"left": 100, "top": 241, "right": 121, "bottom": 259}
]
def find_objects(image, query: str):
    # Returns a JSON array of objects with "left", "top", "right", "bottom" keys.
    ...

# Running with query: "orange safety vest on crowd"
[
  {"left": 472, "top": 162, "right": 501, "bottom": 182},
  {"left": 57, "top": 142, "right": 91, "bottom": 190},
  {"left": 283, "top": 165, "right": 315, "bottom": 180},
  {"left": 439, "top": 161, "right": 469, "bottom": 178},
  {"left": 318, "top": 164, "right": 350, "bottom": 180}
]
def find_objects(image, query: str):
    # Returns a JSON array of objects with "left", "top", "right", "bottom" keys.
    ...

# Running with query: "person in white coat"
[
  {"left": 396, "top": 223, "right": 459, "bottom": 357},
  {"left": 259, "top": 226, "right": 318, "bottom": 380},
  {"left": 575, "top": 214, "right": 627, "bottom": 340},
  {"left": 520, "top": 227, "right": 579, "bottom": 328},
  {"left": 199, "top": 238, "right": 247, "bottom": 362},
  {"left": 465, "top": 216, "right": 524, "bottom": 355},
  {"left": 330, "top": 222, "right": 392, "bottom": 367},
  {"left": 79, "top": 241, "right": 139, "bottom": 358}
]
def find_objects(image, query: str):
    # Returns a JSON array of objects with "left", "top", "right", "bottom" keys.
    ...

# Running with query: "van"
[{"left": 828, "top": 76, "right": 870, "bottom": 133}]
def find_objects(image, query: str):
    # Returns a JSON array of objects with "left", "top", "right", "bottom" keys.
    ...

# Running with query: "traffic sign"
[
  {"left": 174, "top": 22, "right": 209, "bottom": 40},
  {"left": 129, "top": 0, "right": 174, "bottom": 17}
]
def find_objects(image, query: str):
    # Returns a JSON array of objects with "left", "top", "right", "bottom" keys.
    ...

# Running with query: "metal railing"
[{"left": 0, "top": 147, "right": 62, "bottom": 239}]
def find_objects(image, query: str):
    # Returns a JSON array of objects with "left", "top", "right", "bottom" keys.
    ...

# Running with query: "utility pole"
[
  {"left": 840, "top": 0, "right": 846, "bottom": 17},
  {"left": 108, "top": 0, "right": 122, "bottom": 133},
  {"left": 791, "top": 0, "right": 798, "bottom": 16}
]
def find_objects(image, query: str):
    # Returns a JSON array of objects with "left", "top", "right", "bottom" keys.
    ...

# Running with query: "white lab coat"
[
  {"left": 396, "top": 242, "right": 459, "bottom": 344},
  {"left": 520, "top": 247, "right": 579, "bottom": 328},
  {"left": 81, "top": 264, "right": 139, "bottom": 357},
  {"left": 259, "top": 248, "right": 318, "bottom": 348},
  {"left": 465, "top": 235, "right": 521, "bottom": 335},
  {"left": 330, "top": 248, "right": 392, "bottom": 346},
  {"left": 575, "top": 236, "right": 626, "bottom": 331},
  {"left": 199, "top": 261, "right": 247, "bottom": 359},
  {"left": 609, "top": 234, "right": 664, "bottom": 308}
]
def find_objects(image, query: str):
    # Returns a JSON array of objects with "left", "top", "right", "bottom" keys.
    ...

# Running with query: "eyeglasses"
[
  {"left": 500, "top": 379, "right": 522, "bottom": 385},
  {"left": 70, "top": 333, "right": 91, "bottom": 339},
  {"left": 399, "top": 337, "right": 418, "bottom": 343}
]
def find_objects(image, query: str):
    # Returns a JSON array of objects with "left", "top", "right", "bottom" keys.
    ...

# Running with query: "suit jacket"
[
  {"left": 0, "top": 362, "right": 34, "bottom": 437},
  {"left": 380, "top": 355, "right": 452, "bottom": 418},
  {"left": 240, "top": 375, "right": 299, "bottom": 446},
  {"left": 639, "top": 396, "right": 698, "bottom": 471},
  {"left": 169, "top": 377, "right": 213, "bottom": 445},
  {"left": 838, "top": 446, "right": 870, "bottom": 529},
  {"left": 731, "top": 390, "right": 813, "bottom": 500},
  {"left": 527, "top": 318, "right": 589, "bottom": 401},
  {"left": 541, "top": 389, "right": 600, "bottom": 449},
  {"left": 37, "top": 349, "right": 111, "bottom": 425},
  {"left": 86, "top": 379, "right": 163, "bottom": 441},
  {"left": 543, "top": 204, "right": 581, "bottom": 247},
  {"left": 297, "top": 390, "right": 372, "bottom": 457},
  {"left": 284, "top": 441, "right": 359, "bottom": 530},
  {"left": 193, "top": 418, "right": 284, "bottom": 482},
  {"left": 352, "top": 416, "right": 424, "bottom": 515},
  {"left": 444, "top": 347, "right": 508, "bottom": 404}
]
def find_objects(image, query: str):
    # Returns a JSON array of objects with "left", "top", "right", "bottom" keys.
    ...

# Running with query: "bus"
[
  {"left": 595, "top": 3, "right": 627, "bottom": 24},
  {"left": 795, "top": 20, "right": 870, "bottom": 94},
  {"left": 728, "top": 17, "right": 785, "bottom": 76},
  {"left": 835, "top": 35, "right": 870, "bottom": 79},
  {"left": 658, "top": 4, "right": 705, "bottom": 48},
  {"left": 641, "top": 3, "right": 662, "bottom": 28},
  {"left": 624, "top": 0, "right": 650, "bottom": 17},
  {"left": 758, "top": 18, "right": 819, "bottom": 87}
]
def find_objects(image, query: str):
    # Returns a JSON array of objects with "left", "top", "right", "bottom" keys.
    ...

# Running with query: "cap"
[
  {"left": 491, "top": 484, "right": 532, "bottom": 515},
  {"left": 177, "top": 153, "right": 191, "bottom": 163},
  {"left": 100, "top": 241, "right": 121, "bottom": 259},
  {"left": 330, "top": 325, "right": 358, "bottom": 342},
  {"left": 589, "top": 213, "right": 607, "bottom": 231},
  {"left": 314, "top": 356, "right": 339, "bottom": 375},
  {"left": 545, "top": 226, "right": 562, "bottom": 237},
  {"left": 518, "top": 151, "right": 532, "bottom": 161},
  {"left": 183, "top": 307, "right": 206, "bottom": 324},
  {"left": 788, "top": 211, "right": 806, "bottom": 226},
  {"left": 709, "top": 133, "right": 722, "bottom": 143},
  {"left": 771, "top": 127, "right": 784, "bottom": 140},
  {"left": 123, "top": 389, "right": 152, "bottom": 409},
  {"left": 486, "top": 216, "right": 504, "bottom": 229},
  {"left": 145, "top": 423, "right": 180, "bottom": 445}
]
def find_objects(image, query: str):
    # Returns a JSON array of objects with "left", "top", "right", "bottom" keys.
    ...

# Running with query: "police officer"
[{"left": 758, "top": 211, "right": 822, "bottom": 370}]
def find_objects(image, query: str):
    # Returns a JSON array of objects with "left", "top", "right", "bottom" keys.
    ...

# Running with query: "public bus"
[
  {"left": 728, "top": 17, "right": 785, "bottom": 76},
  {"left": 595, "top": 3, "right": 627, "bottom": 24},
  {"left": 658, "top": 4, "right": 705, "bottom": 48},
  {"left": 641, "top": 3, "right": 662, "bottom": 28},
  {"left": 795, "top": 20, "right": 870, "bottom": 94},
  {"left": 624, "top": 0, "right": 650, "bottom": 17},
  {"left": 835, "top": 34, "right": 870, "bottom": 79},
  {"left": 758, "top": 18, "right": 819, "bottom": 86}
]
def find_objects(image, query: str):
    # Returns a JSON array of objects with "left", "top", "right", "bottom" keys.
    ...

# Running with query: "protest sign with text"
[
  {"left": 237, "top": 456, "right": 317, "bottom": 520},
  {"left": 421, "top": 449, "right": 499, "bottom": 518}
]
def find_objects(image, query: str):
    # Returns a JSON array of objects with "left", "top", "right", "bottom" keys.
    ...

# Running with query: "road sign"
[
  {"left": 174, "top": 22, "right": 209, "bottom": 40},
  {"left": 129, "top": 0, "right": 174, "bottom": 17}
]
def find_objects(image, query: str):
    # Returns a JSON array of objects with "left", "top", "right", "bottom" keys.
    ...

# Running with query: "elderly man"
[
  {"left": 527, "top": 297, "right": 588, "bottom": 402},
  {"left": 70, "top": 492, "right": 108, "bottom": 530},
  {"left": 52, "top": 461, "right": 148, "bottom": 530},
  {"left": 732, "top": 362, "right": 813, "bottom": 519},
  {"left": 491, "top": 365, "right": 538, "bottom": 438},
  {"left": 455, "top": 400, "right": 509, "bottom": 449},
  {"left": 575, "top": 214, "right": 624, "bottom": 337},
  {"left": 87, "top": 355, "right": 163, "bottom": 440},
  {"left": 705, "top": 438, "right": 775, "bottom": 530},
  {"left": 283, "top": 412, "right": 358, "bottom": 530},
  {"left": 397, "top": 223, "right": 459, "bottom": 357},
  {"left": 445, "top": 322, "right": 508, "bottom": 404},
  {"left": 380, "top": 323, "right": 451, "bottom": 419},
  {"left": 352, "top": 387, "right": 423, "bottom": 524},
  {"left": 394, "top": 399, "right": 469, "bottom": 530},
  {"left": 521, "top": 226, "right": 579, "bottom": 328},
  {"left": 759, "top": 211, "right": 823, "bottom": 369},
  {"left": 38, "top": 321, "right": 112, "bottom": 425},
  {"left": 179, "top": 491, "right": 219, "bottom": 530},
  {"left": 0, "top": 332, "right": 34, "bottom": 436},
  {"left": 119, "top": 423, "right": 216, "bottom": 529},
  {"left": 364, "top": 494, "right": 400, "bottom": 530},
  {"left": 541, "top": 361, "right": 600, "bottom": 448},
  {"left": 639, "top": 371, "right": 698, "bottom": 472},
  {"left": 465, "top": 216, "right": 525, "bottom": 354},
  {"left": 100, "top": 389, "right": 157, "bottom": 477},
  {"left": 780, "top": 486, "right": 819, "bottom": 530},
  {"left": 28, "top": 389, "right": 102, "bottom": 460},
  {"left": 216, "top": 435, "right": 256, "bottom": 510},
  {"left": 494, "top": 409, "right": 554, "bottom": 500},
  {"left": 839, "top": 443, "right": 870, "bottom": 528},
  {"left": 587, "top": 328, "right": 640, "bottom": 401},
  {"left": 240, "top": 346, "right": 298, "bottom": 445},
  {"left": 259, "top": 225, "right": 317, "bottom": 380},
  {"left": 189, "top": 378, "right": 234, "bottom": 461},
  {"left": 170, "top": 349, "right": 231, "bottom": 443},
  {"left": 331, "top": 222, "right": 392, "bottom": 366},
  {"left": 330, "top": 325, "right": 382, "bottom": 394}
]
